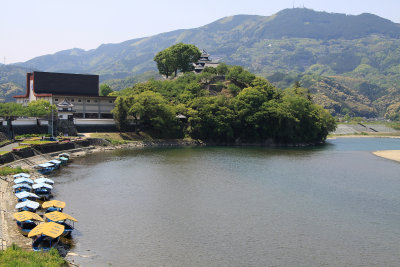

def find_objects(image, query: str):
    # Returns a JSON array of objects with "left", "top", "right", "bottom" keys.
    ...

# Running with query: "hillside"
[{"left": 2, "top": 8, "right": 400, "bottom": 117}]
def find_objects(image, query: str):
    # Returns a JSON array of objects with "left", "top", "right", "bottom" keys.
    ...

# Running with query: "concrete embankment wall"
[{"left": 0, "top": 138, "right": 109, "bottom": 167}]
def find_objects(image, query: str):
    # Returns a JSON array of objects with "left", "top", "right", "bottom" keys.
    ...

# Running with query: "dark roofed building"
[
  {"left": 194, "top": 50, "right": 219, "bottom": 73},
  {"left": 14, "top": 71, "right": 116, "bottom": 119},
  {"left": 33, "top": 71, "right": 99, "bottom": 96}
]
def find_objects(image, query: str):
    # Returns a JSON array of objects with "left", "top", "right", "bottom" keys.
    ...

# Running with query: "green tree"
[
  {"left": 153, "top": 48, "right": 176, "bottom": 79},
  {"left": 171, "top": 43, "right": 201, "bottom": 75},
  {"left": 26, "top": 100, "right": 56, "bottom": 117},
  {"left": 127, "top": 91, "right": 182, "bottom": 137},
  {"left": 154, "top": 43, "right": 201, "bottom": 78},
  {"left": 226, "top": 66, "right": 256, "bottom": 88},
  {"left": 100, "top": 84, "right": 113, "bottom": 96},
  {"left": 216, "top": 63, "right": 229, "bottom": 75},
  {"left": 203, "top": 66, "right": 217, "bottom": 74},
  {"left": 188, "top": 96, "right": 235, "bottom": 142}
]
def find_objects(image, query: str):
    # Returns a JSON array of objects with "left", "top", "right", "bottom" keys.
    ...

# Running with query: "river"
[{"left": 53, "top": 138, "right": 400, "bottom": 266}]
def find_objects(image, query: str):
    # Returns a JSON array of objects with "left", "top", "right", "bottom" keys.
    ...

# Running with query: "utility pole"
[{"left": 51, "top": 107, "right": 54, "bottom": 139}]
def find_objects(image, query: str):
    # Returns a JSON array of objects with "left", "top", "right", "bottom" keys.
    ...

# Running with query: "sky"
[{"left": 2, "top": 0, "right": 400, "bottom": 64}]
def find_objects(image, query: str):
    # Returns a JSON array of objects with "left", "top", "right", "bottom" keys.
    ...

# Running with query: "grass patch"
[
  {"left": 15, "top": 134, "right": 50, "bottom": 139},
  {"left": 0, "top": 166, "right": 29, "bottom": 175},
  {"left": 0, "top": 244, "right": 68, "bottom": 267},
  {"left": 0, "top": 151, "right": 10, "bottom": 156}
]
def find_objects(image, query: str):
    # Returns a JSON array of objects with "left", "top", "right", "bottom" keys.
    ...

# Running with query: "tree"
[
  {"left": 154, "top": 43, "right": 201, "bottom": 78},
  {"left": 216, "top": 63, "right": 229, "bottom": 75},
  {"left": 26, "top": 100, "right": 56, "bottom": 117},
  {"left": 203, "top": 66, "right": 217, "bottom": 74},
  {"left": 154, "top": 48, "right": 176, "bottom": 79},
  {"left": 114, "top": 91, "right": 182, "bottom": 138},
  {"left": 226, "top": 66, "right": 256, "bottom": 88},
  {"left": 100, "top": 84, "right": 113, "bottom": 96}
]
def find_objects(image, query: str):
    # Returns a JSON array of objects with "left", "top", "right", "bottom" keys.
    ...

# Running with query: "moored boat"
[
  {"left": 13, "top": 183, "right": 32, "bottom": 194},
  {"left": 42, "top": 200, "right": 66, "bottom": 213},
  {"left": 15, "top": 200, "right": 40, "bottom": 212},
  {"left": 34, "top": 163, "right": 55, "bottom": 175},
  {"left": 32, "top": 183, "right": 53, "bottom": 200},
  {"left": 28, "top": 222, "right": 64, "bottom": 251},
  {"left": 13, "top": 173, "right": 31, "bottom": 179},
  {"left": 58, "top": 156, "right": 69, "bottom": 165},
  {"left": 48, "top": 159, "right": 62, "bottom": 169},
  {"left": 44, "top": 211, "right": 77, "bottom": 237},
  {"left": 34, "top": 177, "right": 54, "bottom": 185},
  {"left": 15, "top": 191, "right": 40, "bottom": 202},
  {"left": 58, "top": 153, "right": 70, "bottom": 160},
  {"left": 13, "top": 211, "right": 44, "bottom": 236},
  {"left": 14, "top": 177, "right": 34, "bottom": 185}
]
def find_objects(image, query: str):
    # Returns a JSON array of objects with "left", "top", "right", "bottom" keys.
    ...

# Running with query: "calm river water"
[{"left": 53, "top": 138, "right": 400, "bottom": 266}]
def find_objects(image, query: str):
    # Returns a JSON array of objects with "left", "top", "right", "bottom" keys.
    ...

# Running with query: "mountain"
[{"left": 4, "top": 8, "right": 400, "bottom": 118}]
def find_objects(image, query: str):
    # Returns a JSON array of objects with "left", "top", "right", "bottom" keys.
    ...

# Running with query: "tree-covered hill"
[
  {"left": 3, "top": 8, "right": 400, "bottom": 117},
  {"left": 112, "top": 64, "right": 336, "bottom": 145}
]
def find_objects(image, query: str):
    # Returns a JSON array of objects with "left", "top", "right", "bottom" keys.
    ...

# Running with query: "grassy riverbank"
[{"left": 0, "top": 244, "right": 68, "bottom": 266}]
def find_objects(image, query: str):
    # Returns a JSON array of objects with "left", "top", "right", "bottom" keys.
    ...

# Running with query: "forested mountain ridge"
[{"left": 3, "top": 8, "right": 400, "bottom": 118}]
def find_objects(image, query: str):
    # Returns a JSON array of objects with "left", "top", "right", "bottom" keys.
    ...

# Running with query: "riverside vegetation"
[
  {"left": 111, "top": 61, "right": 336, "bottom": 144},
  {"left": 0, "top": 244, "right": 68, "bottom": 267}
]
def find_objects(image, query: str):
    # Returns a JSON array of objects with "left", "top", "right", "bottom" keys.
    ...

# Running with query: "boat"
[
  {"left": 13, "top": 211, "right": 44, "bottom": 236},
  {"left": 42, "top": 200, "right": 66, "bottom": 213},
  {"left": 33, "top": 163, "right": 55, "bottom": 175},
  {"left": 13, "top": 183, "right": 32, "bottom": 194},
  {"left": 58, "top": 153, "right": 70, "bottom": 160},
  {"left": 14, "top": 177, "right": 34, "bottom": 185},
  {"left": 15, "top": 200, "right": 40, "bottom": 212},
  {"left": 44, "top": 211, "right": 77, "bottom": 237},
  {"left": 48, "top": 159, "right": 62, "bottom": 169},
  {"left": 15, "top": 191, "right": 40, "bottom": 202},
  {"left": 58, "top": 156, "right": 69, "bottom": 165},
  {"left": 32, "top": 183, "right": 53, "bottom": 200},
  {"left": 34, "top": 177, "right": 54, "bottom": 185},
  {"left": 28, "top": 222, "right": 64, "bottom": 251},
  {"left": 13, "top": 173, "right": 31, "bottom": 179}
]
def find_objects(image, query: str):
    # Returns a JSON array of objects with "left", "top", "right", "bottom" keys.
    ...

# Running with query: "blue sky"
[{"left": 2, "top": 0, "right": 400, "bottom": 63}]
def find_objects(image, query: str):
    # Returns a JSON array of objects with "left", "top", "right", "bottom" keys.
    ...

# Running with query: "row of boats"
[
  {"left": 33, "top": 153, "right": 70, "bottom": 175},
  {"left": 11, "top": 152, "right": 78, "bottom": 251}
]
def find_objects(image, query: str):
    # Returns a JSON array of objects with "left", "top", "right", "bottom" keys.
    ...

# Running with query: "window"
[
  {"left": 87, "top": 100, "right": 91, "bottom": 103},
  {"left": 94, "top": 100, "right": 98, "bottom": 103},
  {"left": 78, "top": 99, "right": 81, "bottom": 102},
  {"left": 101, "top": 113, "right": 113, "bottom": 119},
  {"left": 71, "top": 99, "right": 74, "bottom": 102},
  {"left": 55, "top": 98, "right": 58, "bottom": 102},
  {"left": 109, "top": 100, "right": 113, "bottom": 103}
]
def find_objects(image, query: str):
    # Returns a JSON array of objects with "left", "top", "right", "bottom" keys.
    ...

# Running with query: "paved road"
[{"left": 0, "top": 142, "right": 20, "bottom": 152}]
